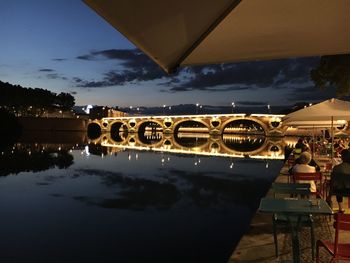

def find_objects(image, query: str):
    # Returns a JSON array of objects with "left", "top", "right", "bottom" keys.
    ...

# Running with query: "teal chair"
[{"left": 271, "top": 183, "right": 315, "bottom": 259}]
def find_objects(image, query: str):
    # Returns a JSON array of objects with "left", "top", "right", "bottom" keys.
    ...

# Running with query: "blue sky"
[{"left": 0, "top": 0, "right": 337, "bottom": 107}]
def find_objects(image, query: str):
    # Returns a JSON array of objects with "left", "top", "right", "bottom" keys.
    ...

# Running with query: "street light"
[
  {"left": 231, "top": 101, "right": 235, "bottom": 113},
  {"left": 168, "top": 106, "right": 172, "bottom": 115},
  {"left": 196, "top": 103, "right": 199, "bottom": 114},
  {"left": 267, "top": 104, "right": 271, "bottom": 114},
  {"left": 163, "top": 104, "right": 166, "bottom": 115}
]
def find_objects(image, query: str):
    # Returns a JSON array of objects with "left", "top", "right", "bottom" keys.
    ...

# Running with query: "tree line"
[{"left": 0, "top": 80, "right": 75, "bottom": 110}]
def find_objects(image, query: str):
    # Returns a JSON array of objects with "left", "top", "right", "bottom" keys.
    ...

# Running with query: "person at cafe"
[
  {"left": 294, "top": 145, "right": 321, "bottom": 171},
  {"left": 327, "top": 149, "right": 350, "bottom": 212},
  {"left": 291, "top": 151, "right": 317, "bottom": 193}
]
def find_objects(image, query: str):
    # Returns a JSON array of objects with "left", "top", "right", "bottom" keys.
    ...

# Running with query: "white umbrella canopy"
[
  {"left": 282, "top": 98, "right": 350, "bottom": 123},
  {"left": 283, "top": 98, "right": 350, "bottom": 159},
  {"left": 83, "top": 0, "right": 350, "bottom": 73}
]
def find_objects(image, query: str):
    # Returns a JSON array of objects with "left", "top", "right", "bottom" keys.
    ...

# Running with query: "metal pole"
[{"left": 331, "top": 116, "right": 334, "bottom": 160}]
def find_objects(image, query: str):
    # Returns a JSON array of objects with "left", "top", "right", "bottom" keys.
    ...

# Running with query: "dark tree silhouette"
[
  {"left": 56, "top": 92, "right": 75, "bottom": 109},
  {"left": 0, "top": 80, "right": 75, "bottom": 110},
  {"left": 311, "top": 54, "right": 350, "bottom": 96}
]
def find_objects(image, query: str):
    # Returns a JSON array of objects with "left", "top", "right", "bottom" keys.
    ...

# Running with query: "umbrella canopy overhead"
[
  {"left": 286, "top": 120, "right": 348, "bottom": 128},
  {"left": 282, "top": 98, "right": 350, "bottom": 123},
  {"left": 83, "top": 0, "right": 350, "bottom": 73}
]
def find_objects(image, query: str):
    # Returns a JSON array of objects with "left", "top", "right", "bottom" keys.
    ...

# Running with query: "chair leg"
[
  {"left": 272, "top": 218, "right": 278, "bottom": 258},
  {"left": 316, "top": 241, "right": 321, "bottom": 263},
  {"left": 310, "top": 222, "right": 315, "bottom": 260}
]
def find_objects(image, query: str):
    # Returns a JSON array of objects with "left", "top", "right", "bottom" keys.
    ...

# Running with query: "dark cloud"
[
  {"left": 76, "top": 54, "right": 94, "bottom": 60},
  {"left": 75, "top": 49, "right": 167, "bottom": 88},
  {"left": 46, "top": 73, "right": 67, "bottom": 80},
  {"left": 70, "top": 91, "right": 77, "bottom": 95},
  {"left": 72, "top": 77, "right": 83, "bottom": 83},
  {"left": 237, "top": 101, "right": 268, "bottom": 106},
  {"left": 287, "top": 85, "right": 337, "bottom": 102},
  {"left": 167, "top": 57, "right": 319, "bottom": 92},
  {"left": 38, "top": 68, "right": 67, "bottom": 80},
  {"left": 74, "top": 48, "right": 319, "bottom": 93},
  {"left": 39, "top": 68, "right": 55, "bottom": 72},
  {"left": 52, "top": 58, "right": 67, "bottom": 62}
]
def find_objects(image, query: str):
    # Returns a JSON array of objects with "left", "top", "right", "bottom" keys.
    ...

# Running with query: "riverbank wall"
[{"left": 18, "top": 117, "right": 89, "bottom": 131}]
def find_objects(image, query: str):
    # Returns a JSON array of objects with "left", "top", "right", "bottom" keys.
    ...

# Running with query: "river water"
[{"left": 0, "top": 132, "right": 287, "bottom": 263}]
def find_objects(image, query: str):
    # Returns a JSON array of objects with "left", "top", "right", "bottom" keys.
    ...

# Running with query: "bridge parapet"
[{"left": 89, "top": 113, "right": 286, "bottom": 135}]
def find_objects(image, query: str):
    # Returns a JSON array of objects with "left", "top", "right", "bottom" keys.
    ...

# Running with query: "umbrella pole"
[
  {"left": 331, "top": 116, "right": 334, "bottom": 160},
  {"left": 312, "top": 125, "right": 315, "bottom": 158}
]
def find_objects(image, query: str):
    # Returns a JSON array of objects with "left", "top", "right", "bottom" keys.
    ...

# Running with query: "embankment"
[{"left": 18, "top": 117, "right": 88, "bottom": 131}]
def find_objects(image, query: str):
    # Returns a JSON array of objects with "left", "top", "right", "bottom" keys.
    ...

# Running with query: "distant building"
[{"left": 89, "top": 106, "right": 127, "bottom": 120}]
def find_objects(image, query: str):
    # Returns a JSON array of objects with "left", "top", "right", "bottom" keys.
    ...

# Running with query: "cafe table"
[{"left": 258, "top": 198, "right": 333, "bottom": 263}]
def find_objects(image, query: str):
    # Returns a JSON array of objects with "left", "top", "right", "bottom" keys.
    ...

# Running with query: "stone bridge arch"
[
  {"left": 171, "top": 135, "right": 211, "bottom": 151},
  {"left": 137, "top": 119, "right": 164, "bottom": 134},
  {"left": 220, "top": 116, "right": 268, "bottom": 135},
  {"left": 219, "top": 135, "right": 269, "bottom": 156},
  {"left": 173, "top": 118, "right": 211, "bottom": 133}
]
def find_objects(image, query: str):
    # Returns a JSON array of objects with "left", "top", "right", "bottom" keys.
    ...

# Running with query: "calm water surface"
[{"left": 0, "top": 133, "right": 284, "bottom": 263}]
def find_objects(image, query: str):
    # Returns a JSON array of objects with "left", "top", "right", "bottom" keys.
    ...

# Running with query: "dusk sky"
[{"left": 0, "top": 0, "right": 338, "bottom": 108}]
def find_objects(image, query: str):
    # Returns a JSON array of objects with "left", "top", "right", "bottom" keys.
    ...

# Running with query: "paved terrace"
[{"left": 229, "top": 157, "right": 350, "bottom": 263}]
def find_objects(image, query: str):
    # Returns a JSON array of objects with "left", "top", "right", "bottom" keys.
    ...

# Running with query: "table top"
[{"left": 259, "top": 198, "right": 333, "bottom": 215}]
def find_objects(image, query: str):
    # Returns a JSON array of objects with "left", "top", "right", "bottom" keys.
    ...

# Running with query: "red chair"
[
  {"left": 292, "top": 172, "right": 324, "bottom": 198},
  {"left": 316, "top": 213, "right": 350, "bottom": 263}
]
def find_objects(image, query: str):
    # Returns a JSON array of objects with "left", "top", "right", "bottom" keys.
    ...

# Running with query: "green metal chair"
[{"left": 271, "top": 183, "right": 315, "bottom": 259}]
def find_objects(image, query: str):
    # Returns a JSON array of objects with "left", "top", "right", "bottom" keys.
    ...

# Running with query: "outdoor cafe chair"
[
  {"left": 271, "top": 183, "right": 315, "bottom": 259},
  {"left": 316, "top": 213, "right": 350, "bottom": 263},
  {"left": 292, "top": 172, "right": 324, "bottom": 198},
  {"left": 322, "top": 162, "right": 333, "bottom": 199}
]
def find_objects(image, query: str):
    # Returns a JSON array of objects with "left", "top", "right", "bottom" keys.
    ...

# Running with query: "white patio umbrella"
[
  {"left": 83, "top": 0, "right": 350, "bottom": 73},
  {"left": 283, "top": 98, "right": 350, "bottom": 158},
  {"left": 282, "top": 99, "right": 350, "bottom": 123}
]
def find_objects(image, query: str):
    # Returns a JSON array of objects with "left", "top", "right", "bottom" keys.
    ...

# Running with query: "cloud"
[
  {"left": 46, "top": 73, "right": 67, "bottom": 80},
  {"left": 39, "top": 68, "right": 55, "bottom": 72},
  {"left": 287, "top": 85, "right": 337, "bottom": 102},
  {"left": 167, "top": 57, "right": 319, "bottom": 92},
  {"left": 37, "top": 68, "right": 68, "bottom": 81},
  {"left": 52, "top": 58, "right": 67, "bottom": 62},
  {"left": 237, "top": 101, "right": 268, "bottom": 106},
  {"left": 75, "top": 49, "right": 167, "bottom": 88},
  {"left": 74, "top": 48, "right": 319, "bottom": 93}
]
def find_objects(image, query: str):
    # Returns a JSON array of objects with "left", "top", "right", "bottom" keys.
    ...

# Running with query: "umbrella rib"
[{"left": 168, "top": 0, "right": 242, "bottom": 73}]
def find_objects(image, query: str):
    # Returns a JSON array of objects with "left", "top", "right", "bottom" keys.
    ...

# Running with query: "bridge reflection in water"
[{"left": 89, "top": 131, "right": 298, "bottom": 160}]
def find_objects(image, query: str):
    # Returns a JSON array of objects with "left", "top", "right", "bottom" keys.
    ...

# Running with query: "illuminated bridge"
[
  {"left": 88, "top": 133, "right": 297, "bottom": 160},
  {"left": 88, "top": 113, "right": 286, "bottom": 136}
]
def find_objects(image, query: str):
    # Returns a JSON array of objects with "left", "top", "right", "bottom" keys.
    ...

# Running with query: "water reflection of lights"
[
  {"left": 222, "top": 135, "right": 264, "bottom": 143},
  {"left": 194, "top": 157, "right": 201, "bottom": 166},
  {"left": 101, "top": 142, "right": 284, "bottom": 160},
  {"left": 84, "top": 146, "right": 90, "bottom": 156},
  {"left": 229, "top": 162, "right": 234, "bottom": 169}
]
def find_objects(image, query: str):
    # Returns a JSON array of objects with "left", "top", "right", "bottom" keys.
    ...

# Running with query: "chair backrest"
[
  {"left": 292, "top": 172, "right": 323, "bottom": 197},
  {"left": 293, "top": 172, "right": 323, "bottom": 182},
  {"left": 272, "top": 183, "right": 311, "bottom": 197},
  {"left": 333, "top": 213, "right": 350, "bottom": 254}
]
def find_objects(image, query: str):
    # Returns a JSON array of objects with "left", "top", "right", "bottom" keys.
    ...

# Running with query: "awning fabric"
[
  {"left": 84, "top": 0, "right": 350, "bottom": 73},
  {"left": 282, "top": 98, "right": 350, "bottom": 123}
]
